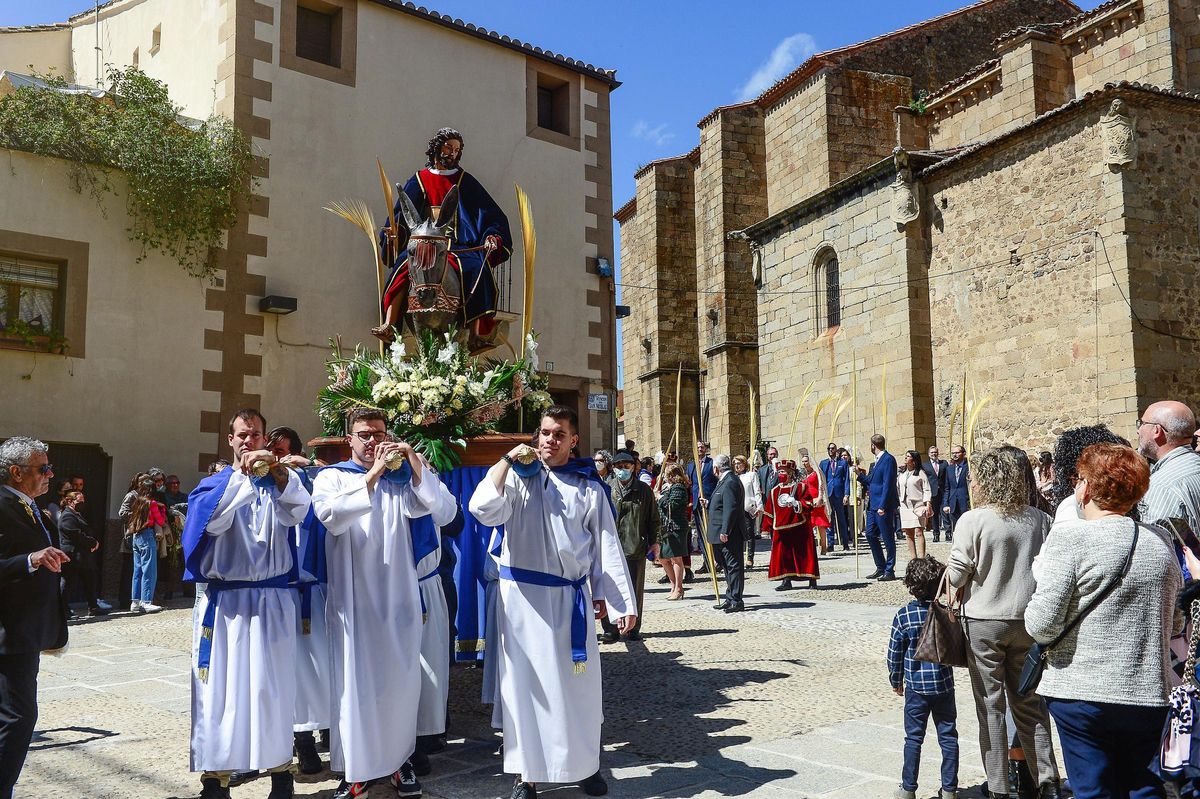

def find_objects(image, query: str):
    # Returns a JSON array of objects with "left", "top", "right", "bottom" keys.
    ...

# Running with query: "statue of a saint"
[{"left": 376, "top": 128, "right": 513, "bottom": 345}]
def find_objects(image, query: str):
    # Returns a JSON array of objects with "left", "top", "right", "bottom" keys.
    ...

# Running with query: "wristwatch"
[{"left": 502, "top": 454, "right": 515, "bottom": 465}]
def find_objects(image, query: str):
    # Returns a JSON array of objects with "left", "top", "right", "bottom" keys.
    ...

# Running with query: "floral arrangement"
[{"left": 317, "top": 328, "right": 551, "bottom": 471}]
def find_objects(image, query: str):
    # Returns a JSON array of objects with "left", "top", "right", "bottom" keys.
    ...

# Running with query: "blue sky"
[{"left": 3, "top": 1, "right": 1102, "bottom": 385}]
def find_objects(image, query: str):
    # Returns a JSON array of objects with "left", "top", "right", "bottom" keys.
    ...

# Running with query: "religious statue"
[
  {"left": 1100, "top": 99, "right": 1137, "bottom": 168},
  {"left": 375, "top": 127, "right": 513, "bottom": 353},
  {"left": 890, "top": 147, "right": 920, "bottom": 226}
]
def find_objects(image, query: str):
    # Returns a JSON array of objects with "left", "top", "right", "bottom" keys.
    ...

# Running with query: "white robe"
[
  {"left": 416, "top": 481, "right": 459, "bottom": 737},
  {"left": 293, "top": 516, "right": 330, "bottom": 732},
  {"left": 469, "top": 468, "right": 636, "bottom": 784},
  {"left": 190, "top": 469, "right": 311, "bottom": 772},
  {"left": 481, "top": 531, "right": 501, "bottom": 710},
  {"left": 312, "top": 466, "right": 442, "bottom": 783}
]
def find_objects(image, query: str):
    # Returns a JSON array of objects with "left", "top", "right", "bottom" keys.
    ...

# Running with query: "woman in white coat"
[{"left": 897, "top": 450, "right": 932, "bottom": 560}]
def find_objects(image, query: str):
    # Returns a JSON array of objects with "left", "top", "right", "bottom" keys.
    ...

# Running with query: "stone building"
[
  {"left": 619, "top": 0, "right": 1200, "bottom": 460},
  {"left": 0, "top": 0, "right": 619, "bottom": 514}
]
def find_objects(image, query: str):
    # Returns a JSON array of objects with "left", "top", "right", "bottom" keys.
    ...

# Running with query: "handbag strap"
[
  {"left": 1183, "top": 598, "right": 1200, "bottom": 688},
  {"left": 1044, "top": 519, "right": 1141, "bottom": 651}
]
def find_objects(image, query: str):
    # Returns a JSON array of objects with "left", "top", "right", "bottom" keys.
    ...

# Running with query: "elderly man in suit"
[
  {"left": 0, "top": 437, "right": 69, "bottom": 799},
  {"left": 854, "top": 434, "right": 900, "bottom": 581},
  {"left": 688, "top": 442, "right": 719, "bottom": 575},
  {"left": 707, "top": 454, "right": 748, "bottom": 613},
  {"left": 942, "top": 444, "right": 971, "bottom": 543},
  {"left": 922, "top": 446, "right": 948, "bottom": 542}
]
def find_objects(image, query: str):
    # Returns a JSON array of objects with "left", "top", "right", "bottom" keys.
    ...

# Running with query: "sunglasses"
[{"left": 21, "top": 463, "right": 53, "bottom": 475}]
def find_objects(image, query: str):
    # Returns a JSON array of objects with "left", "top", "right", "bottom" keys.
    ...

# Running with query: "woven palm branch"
[{"left": 966, "top": 396, "right": 993, "bottom": 457}]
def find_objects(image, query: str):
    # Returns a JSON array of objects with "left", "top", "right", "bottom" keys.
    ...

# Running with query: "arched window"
[{"left": 813, "top": 249, "right": 841, "bottom": 333}]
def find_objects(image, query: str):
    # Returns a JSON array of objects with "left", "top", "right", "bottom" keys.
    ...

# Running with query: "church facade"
[
  {"left": 618, "top": 0, "right": 1200, "bottom": 459},
  {"left": 0, "top": 0, "right": 619, "bottom": 511}
]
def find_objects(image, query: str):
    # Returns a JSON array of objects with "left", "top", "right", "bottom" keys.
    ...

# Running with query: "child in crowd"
[{"left": 886, "top": 555, "right": 959, "bottom": 799}]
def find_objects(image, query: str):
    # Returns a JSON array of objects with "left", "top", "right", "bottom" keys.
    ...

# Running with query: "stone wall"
[
  {"left": 1124, "top": 98, "right": 1200, "bottom": 406},
  {"left": 764, "top": 75, "right": 829, "bottom": 216},
  {"left": 923, "top": 105, "right": 1132, "bottom": 453},
  {"left": 1069, "top": 0, "right": 1169, "bottom": 95},
  {"left": 827, "top": 71, "right": 913, "bottom": 184}
]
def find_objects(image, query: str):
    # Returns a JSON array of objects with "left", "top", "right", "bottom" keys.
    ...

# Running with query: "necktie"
[{"left": 27, "top": 501, "right": 53, "bottom": 545}]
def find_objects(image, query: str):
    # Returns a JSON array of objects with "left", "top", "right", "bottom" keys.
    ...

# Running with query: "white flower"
[
  {"left": 389, "top": 339, "right": 407, "bottom": 368},
  {"left": 436, "top": 340, "right": 459, "bottom": 365}
]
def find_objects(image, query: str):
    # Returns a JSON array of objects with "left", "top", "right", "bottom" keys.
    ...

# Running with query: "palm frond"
[{"left": 515, "top": 184, "right": 536, "bottom": 357}]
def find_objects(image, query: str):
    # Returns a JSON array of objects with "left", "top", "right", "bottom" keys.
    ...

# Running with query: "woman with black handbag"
[
  {"left": 1025, "top": 443, "right": 1183, "bottom": 799},
  {"left": 945, "top": 447, "right": 1061, "bottom": 799}
]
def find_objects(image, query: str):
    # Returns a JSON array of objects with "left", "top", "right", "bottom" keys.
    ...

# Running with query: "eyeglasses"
[
  {"left": 1135, "top": 418, "right": 1160, "bottom": 430},
  {"left": 20, "top": 463, "right": 53, "bottom": 475},
  {"left": 351, "top": 431, "right": 389, "bottom": 442}
]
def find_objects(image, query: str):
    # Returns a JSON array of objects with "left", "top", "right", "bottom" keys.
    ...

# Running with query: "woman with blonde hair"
[
  {"left": 656, "top": 462, "right": 691, "bottom": 600},
  {"left": 946, "top": 447, "right": 1061, "bottom": 799}
]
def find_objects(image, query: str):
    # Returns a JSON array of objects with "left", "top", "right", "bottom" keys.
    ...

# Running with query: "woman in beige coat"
[{"left": 897, "top": 450, "right": 932, "bottom": 560}]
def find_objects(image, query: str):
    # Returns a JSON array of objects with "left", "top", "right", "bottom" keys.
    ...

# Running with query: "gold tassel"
[
  {"left": 302, "top": 619, "right": 311, "bottom": 636},
  {"left": 573, "top": 661, "right": 586, "bottom": 675},
  {"left": 197, "top": 667, "right": 209, "bottom": 683}
]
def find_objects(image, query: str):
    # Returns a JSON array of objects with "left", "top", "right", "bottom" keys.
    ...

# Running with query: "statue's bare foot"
[{"left": 371, "top": 325, "right": 395, "bottom": 344}]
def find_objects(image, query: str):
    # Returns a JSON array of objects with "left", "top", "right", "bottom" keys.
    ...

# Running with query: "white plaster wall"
[
  {"left": 0, "top": 149, "right": 217, "bottom": 510},
  {"left": 0, "top": 28, "right": 73, "bottom": 77}
]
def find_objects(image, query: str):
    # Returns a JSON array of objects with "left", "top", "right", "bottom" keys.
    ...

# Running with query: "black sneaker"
[
  {"left": 228, "top": 770, "right": 259, "bottom": 787},
  {"left": 332, "top": 780, "right": 372, "bottom": 799},
  {"left": 294, "top": 731, "right": 322, "bottom": 774},
  {"left": 268, "top": 770, "right": 294, "bottom": 799},
  {"left": 511, "top": 781, "right": 537, "bottom": 799},
  {"left": 200, "top": 777, "right": 231, "bottom": 799},
  {"left": 410, "top": 748, "right": 432, "bottom": 776},
  {"left": 580, "top": 770, "right": 608, "bottom": 796},
  {"left": 391, "top": 760, "right": 421, "bottom": 797}
]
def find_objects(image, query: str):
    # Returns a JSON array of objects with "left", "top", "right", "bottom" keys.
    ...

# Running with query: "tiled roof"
[
  {"left": 631, "top": 147, "right": 700, "bottom": 180},
  {"left": 991, "top": 0, "right": 1138, "bottom": 45},
  {"left": 920, "top": 80, "right": 1200, "bottom": 177},
  {"left": 613, "top": 197, "right": 637, "bottom": 223},
  {"left": 924, "top": 58, "right": 1001, "bottom": 103},
  {"left": 697, "top": 101, "right": 761, "bottom": 129},
  {"left": 0, "top": 23, "right": 70, "bottom": 32},
  {"left": 57, "top": 0, "right": 619, "bottom": 87}
]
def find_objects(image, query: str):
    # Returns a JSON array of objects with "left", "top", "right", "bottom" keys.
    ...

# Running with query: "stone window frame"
[
  {"left": 813, "top": 246, "right": 841, "bottom": 336},
  {"left": 525, "top": 57, "right": 580, "bottom": 151},
  {"left": 0, "top": 229, "right": 88, "bottom": 357},
  {"left": 279, "top": 0, "right": 358, "bottom": 88}
]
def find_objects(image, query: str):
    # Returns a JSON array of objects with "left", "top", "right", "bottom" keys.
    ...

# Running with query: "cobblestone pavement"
[{"left": 25, "top": 539, "right": 1047, "bottom": 799}]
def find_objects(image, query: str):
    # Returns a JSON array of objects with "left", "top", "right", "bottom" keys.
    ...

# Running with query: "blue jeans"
[
  {"left": 1046, "top": 698, "right": 1168, "bottom": 799},
  {"left": 826, "top": 495, "right": 849, "bottom": 549},
  {"left": 131, "top": 529, "right": 158, "bottom": 603},
  {"left": 865, "top": 508, "right": 897, "bottom": 574},
  {"left": 902, "top": 690, "right": 959, "bottom": 792}
]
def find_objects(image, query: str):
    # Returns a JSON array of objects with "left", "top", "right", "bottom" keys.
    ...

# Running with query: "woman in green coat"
[{"left": 656, "top": 462, "right": 691, "bottom": 600}]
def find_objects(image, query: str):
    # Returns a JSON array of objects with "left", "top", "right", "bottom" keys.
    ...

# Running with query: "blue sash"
[
  {"left": 417, "top": 568, "right": 441, "bottom": 622},
  {"left": 500, "top": 564, "right": 589, "bottom": 673},
  {"left": 196, "top": 574, "right": 291, "bottom": 681},
  {"left": 181, "top": 467, "right": 235, "bottom": 583}
]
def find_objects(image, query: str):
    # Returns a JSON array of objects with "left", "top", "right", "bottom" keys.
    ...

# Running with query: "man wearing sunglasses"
[{"left": 0, "top": 436, "right": 69, "bottom": 799}]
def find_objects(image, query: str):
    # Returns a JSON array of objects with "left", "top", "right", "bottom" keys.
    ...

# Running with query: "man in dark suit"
[
  {"left": 855, "top": 434, "right": 900, "bottom": 581},
  {"left": 942, "top": 444, "right": 971, "bottom": 543},
  {"left": 687, "top": 442, "right": 719, "bottom": 574},
  {"left": 922, "top": 446, "right": 949, "bottom": 542},
  {"left": 0, "top": 437, "right": 69, "bottom": 799},
  {"left": 55, "top": 491, "right": 106, "bottom": 618},
  {"left": 819, "top": 442, "right": 851, "bottom": 551},
  {"left": 706, "top": 454, "right": 747, "bottom": 613},
  {"left": 756, "top": 446, "right": 780, "bottom": 499}
]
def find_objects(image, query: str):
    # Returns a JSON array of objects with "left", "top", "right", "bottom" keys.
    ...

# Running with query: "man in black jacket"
[
  {"left": 56, "top": 491, "right": 106, "bottom": 618},
  {"left": 707, "top": 454, "right": 748, "bottom": 613},
  {"left": 0, "top": 436, "right": 69, "bottom": 799},
  {"left": 922, "top": 446, "right": 948, "bottom": 542}
]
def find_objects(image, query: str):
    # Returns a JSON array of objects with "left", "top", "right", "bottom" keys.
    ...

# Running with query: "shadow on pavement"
[{"left": 28, "top": 725, "right": 116, "bottom": 751}]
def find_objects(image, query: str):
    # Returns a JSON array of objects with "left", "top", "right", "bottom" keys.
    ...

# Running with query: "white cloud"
[
  {"left": 631, "top": 119, "right": 675, "bottom": 147},
  {"left": 735, "top": 32, "right": 818, "bottom": 101}
]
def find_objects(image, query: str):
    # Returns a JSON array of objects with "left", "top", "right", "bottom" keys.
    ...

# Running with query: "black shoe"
[
  {"left": 624, "top": 631, "right": 641, "bottom": 641},
  {"left": 294, "top": 731, "right": 322, "bottom": 774},
  {"left": 600, "top": 631, "right": 619, "bottom": 644},
  {"left": 87, "top": 605, "right": 110, "bottom": 617},
  {"left": 268, "top": 770, "right": 294, "bottom": 799},
  {"left": 775, "top": 580, "right": 793, "bottom": 591},
  {"left": 410, "top": 749, "right": 431, "bottom": 776},
  {"left": 391, "top": 760, "right": 422, "bottom": 797},
  {"left": 695, "top": 565, "right": 709, "bottom": 575},
  {"left": 808, "top": 579, "right": 818, "bottom": 589},
  {"left": 878, "top": 573, "right": 897, "bottom": 582},
  {"left": 866, "top": 570, "right": 883, "bottom": 579},
  {"left": 683, "top": 569, "right": 695, "bottom": 583},
  {"left": 332, "top": 780, "right": 373, "bottom": 799},
  {"left": 416, "top": 733, "right": 445, "bottom": 755},
  {"left": 657, "top": 574, "right": 670, "bottom": 584},
  {"left": 511, "top": 781, "right": 537, "bottom": 799},
  {"left": 200, "top": 777, "right": 231, "bottom": 799},
  {"left": 580, "top": 770, "right": 608, "bottom": 796},
  {"left": 318, "top": 728, "right": 331, "bottom": 753},
  {"left": 932, "top": 536, "right": 941, "bottom": 543},
  {"left": 723, "top": 603, "right": 745, "bottom": 613},
  {"left": 1009, "top": 759, "right": 1036, "bottom": 799},
  {"left": 717, "top": 600, "right": 731, "bottom": 610},
  {"left": 228, "top": 770, "right": 259, "bottom": 787},
  {"left": 1037, "top": 781, "right": 1062, "bottom": 799}
]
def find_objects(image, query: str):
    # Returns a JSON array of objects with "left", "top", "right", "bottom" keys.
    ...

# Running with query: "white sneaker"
[
  {"left": 130, "top": 601, "right": 145, "bottom": 613},
  {"left": 141, "top": 603, "right": 163, "bottom": 613}
]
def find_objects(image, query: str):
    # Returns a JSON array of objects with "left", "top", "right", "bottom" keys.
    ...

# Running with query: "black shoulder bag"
[{"left": 1017, "top": 520, "right": 1140, "bottom": 696}]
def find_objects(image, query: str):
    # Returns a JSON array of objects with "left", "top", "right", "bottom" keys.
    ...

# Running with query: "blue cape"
[{"left": 321, "top": 459, "right": 439, "bottom": 566}]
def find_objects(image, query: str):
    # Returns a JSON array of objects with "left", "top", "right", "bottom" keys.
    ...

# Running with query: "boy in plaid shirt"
[{"left": 887, "top": 556, "right": 958, "bottom": 799}]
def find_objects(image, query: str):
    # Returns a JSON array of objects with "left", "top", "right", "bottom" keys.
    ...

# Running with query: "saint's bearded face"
[{"left": 435, "top": 139, "right": 462, "bottom": 170}]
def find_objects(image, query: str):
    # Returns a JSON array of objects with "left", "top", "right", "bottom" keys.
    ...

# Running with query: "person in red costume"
[
  {"left": 763, "top": 460, "right": 820, "bottom": 591},
  {"left": 376, "top": 128, "right": 512, "bottom": 346}
]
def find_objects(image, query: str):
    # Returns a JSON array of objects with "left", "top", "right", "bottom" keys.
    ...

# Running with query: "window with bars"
[
  {"left": 814, "top": 250, "right": 841, "bottom": 333},
  {"left": 0, "top": 255, "right": 62, "bottom": 337}
]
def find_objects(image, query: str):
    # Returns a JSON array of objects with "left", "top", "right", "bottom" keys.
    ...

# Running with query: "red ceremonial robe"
[{"left": 764, "top": 480, "right": 820, "bottom": 581}]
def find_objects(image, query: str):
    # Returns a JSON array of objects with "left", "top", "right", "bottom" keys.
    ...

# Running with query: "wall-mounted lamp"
[
  {"left": 259, "top": 295, "right": 298, "bottom": 315},
  {"left": 596, "top": 257, "right": 613, "bottom": 278},
  {"left": 615, "top": 304, "right": 631, "bottom": 319}
]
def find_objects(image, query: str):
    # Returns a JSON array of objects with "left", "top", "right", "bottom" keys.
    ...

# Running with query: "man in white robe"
[
  {"left": 184, "top": 409, "right": 312, "bottom": 799},
  {"left": 312, "top": 409, "right": 454, "bottom": 799},
  {"left": 469, "top": 405, "right": 637, "bottom": 799}
]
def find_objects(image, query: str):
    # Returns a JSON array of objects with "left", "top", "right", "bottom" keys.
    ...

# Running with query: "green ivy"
[{"left": 0, "top": 66, "right": 254, "bottom": 278}]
